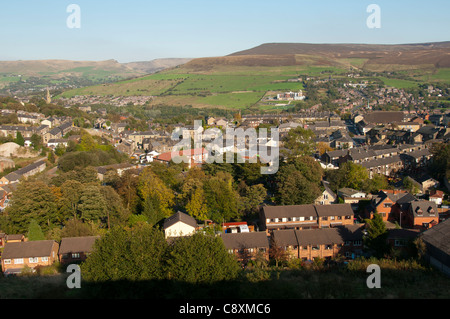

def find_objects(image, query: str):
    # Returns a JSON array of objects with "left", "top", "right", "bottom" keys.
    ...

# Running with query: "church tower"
[{"left": 45, "top": 87, "right": 51, "bottom": 104}]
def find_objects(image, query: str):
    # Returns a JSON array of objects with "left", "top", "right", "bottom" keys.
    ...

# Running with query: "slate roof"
[
  {"left": 314, "top": 204, "right": 354, "bottom": 217},
  {"left": 221, "top": 232, "right": 269, "bottom": 250},
  {"left": 163, "top": 211, "right": 198, "bottom": 230},
  {"left": 272, "top": 229, "right": 299, "bottom": 246},
  {"left": 59, "top": 236, "right": 100, "bottom": 255},
  {"left": 262, "top": 204, "right": 354, "bottom": 219},
  {"left": 2, "top": 240, "right": 57, "bottom": 259},
  {"left": 363, "top": 111, "right": 404, "bottom": 124},
  {"left": 421, "top": 218, "right": 450, "bottom": 266},
  {"left": 409, "top": 200, "right": 438, "bottom": 218},
  {"left": 360, "top": 154, "right": 402, "bottom": 169},
  {"left": 262, "top": 204, "right": 317, "bottom": 219},
  {"left": 295, "top": 228, "right": 344, "bottom": 246}
]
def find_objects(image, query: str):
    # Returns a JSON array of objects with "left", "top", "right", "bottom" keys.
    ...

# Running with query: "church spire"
[{"left": 46, "top": 87, "right": 51, "bottom": 104}]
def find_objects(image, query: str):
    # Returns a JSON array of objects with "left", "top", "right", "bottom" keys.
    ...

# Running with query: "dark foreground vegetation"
[{"left": 1, "top": 257, "right": 449, "bottom": 299}]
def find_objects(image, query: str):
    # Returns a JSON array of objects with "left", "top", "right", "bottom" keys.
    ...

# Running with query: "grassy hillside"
[{"left": 56, "top": 42, "right": 450, "bottom": 110}]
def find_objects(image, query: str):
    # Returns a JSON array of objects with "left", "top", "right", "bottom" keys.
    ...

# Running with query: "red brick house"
[
  {"left": 221, "top": 232, "right": 270, "bottom": 262},
  {"left": 406, "top": 200, "right": 439, "bottom": 230},
  {"left": 154, "top": 148, "right": 208, "bottom": 169},
  {"left": 271, "top": 225, "right": 365, "bottom": 262},
  {"left": 59, "top": 236, "right": 100, "bottom": 265},
  {"left": 1, "top": 240, "right": 59, "bottom": 275},
  {"left": 386, "top": 229, "right": 421, "bottom": 253},
  {"left": 365, "top": 189, "right": 416, "bottom": 222},
  {"left": 260, "top": 204, "right": 354, "bottom": 232}
]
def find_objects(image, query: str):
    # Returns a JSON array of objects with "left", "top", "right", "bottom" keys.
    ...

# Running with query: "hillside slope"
[
  {"left": 229, "top": 42, "right": 450, "bottom": 68},
  {"left": 56, "top": 42, "right": 450, "bottom": 110}
]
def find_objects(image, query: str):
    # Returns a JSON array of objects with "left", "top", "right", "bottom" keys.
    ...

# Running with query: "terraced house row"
[{"left": 260, "top": 203, "right": 355, "bottom": 232}]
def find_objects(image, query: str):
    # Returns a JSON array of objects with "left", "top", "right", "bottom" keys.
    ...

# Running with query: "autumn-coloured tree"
[
  {"left": 138, "top": 167, "right": 175, "bottom": 221},
  {"left": 186, "top": 187, "right": 208, "bottom": 221}
]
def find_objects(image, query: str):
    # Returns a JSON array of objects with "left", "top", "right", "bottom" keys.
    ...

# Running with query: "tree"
[
  {"left": 60, "top": 180, "right": 83, "bottom": 219},
  {"left": 15, "top": 131, "right": 25, "bottom": 146},
  {"left": 275, "top": 156, "right": 323, "bottom": 205},
  {"left": 363, "top": 173, "right": 389, "bottom": 193},
  {"left": 54, "top": 144, "right": 66, "bottom": 157},
  {"left": 47, "top": 150, "right": 56, "bottom": 164},
  {"left": 269, "top": 237, "right": 289, "bottom": 267},
  {"left": 239, "top": 183, "right": 267, "bottom": 215},
  {"left": 27, "top": 219, "right": 45, "bottom": 241},
  {"left": 6, "top": 180, "right": 59, "bottom": 233},
  {"left": 325, "top": 162, "right": 369, "bottom": 192},
  {"left": 78, "top": 185, "right": 107, "bottom": 223},
  {"left": 203, "top": 171, "right": 240, "bottom": 223},
  {"left": 100, "top": 185, "right": 130, "bottom": 228},
  {"left": 344, "top": 162, "right": 369, "bottom": 190},
  {"left": 81, "top": 224, "right": 168, "bottom": 282},
  {"left": 186, "top": 187, "right": 209, "bottom": 221},
  {"left": 317, "top": 142, "right": 333, "bottom": 156},
  {"left": 364, "top": 213, "right": 390, "bottom": 258},
  {"left": 78, "top": 133, "right": 97, "bottom": 152},
  {"left": 30, "top": 134, "right": 42, "bottom": 151},
  {"left": 61, "top": 218, "right": 97, "bottom": 238},
  {"left": 402, "top": 177, "right": 420, "bottom": 195},
  {"left": 138, "top": 167, "right": 175, "bottom": 220},
  {"left": 429, "top": 142, "right": 450, "bottom": 180},
  {"left": 166, "top": 233, "right": 241, "bottom": 284},
  {"left": 281, "top": 127, "right": 316, "bottom": 159}
]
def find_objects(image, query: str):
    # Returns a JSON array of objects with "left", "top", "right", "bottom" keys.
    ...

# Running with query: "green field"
[
  {"left": 194, "top": 92, "right": 266, "bottom": 109},
  {"left": 56, "top": 57, "right": 450, "bottom": 110},
  {"left": 378, "top": 77, "right": 420, "bottom": 89},
  {"left": 59, "top": 67, "right": 308, "bottom": 109},
  {"left": 419, "top": 68, "right": 450, "bottom": 84}
]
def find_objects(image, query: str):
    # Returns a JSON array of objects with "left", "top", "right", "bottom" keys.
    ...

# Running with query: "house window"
[
  {"left": 325, "top": 245, "right": 333, "bottom": 250},
  {"left": 330, "top": 216, "right": 335, "bottom": 221},
  {"left": 42, "top": 257, "right": 49, "bottom": 262},
  {"left": 322, "top": 217, "right": 328, "bottom": 221},
  {"left": 324, "top": 194, "right": 329, "bottom": 200},
  {"left": 312, "top": 245, "right": 320, "bottom": 251},
  {"left": 29, "top": 257, "right": 38, "bottom": 263},
  {"left": 384, "top": 203, "right": 393, "bottom": 208},
  {"left": 394, "top": 240, "right": 406, "bottom": 247},
  {"left": 299, "top": 217, "right": 304, "bottom": 221},
  {"left": 71, "top": 253, "right": 80, "bottom": 259},
  {"left": 353, "top": 240, "right": 362, "bottom": 246},
  {"left": 345, "top": 251, "right": 351, "bottom": 258},
  {"left": 4, "top": 259, "right": 11, "bottom": 264},
  {"left": 345, "top": 241, "right": 351, "bottom": 246},
  {"left": 282, "top": 218, "right": 287, "bottom": 222},
  {"left": 14, "top": 258, "right": 24, "bottom": 264}
]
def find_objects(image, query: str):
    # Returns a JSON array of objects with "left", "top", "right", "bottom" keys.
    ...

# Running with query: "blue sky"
[{"left": 0, "top": 0, "right": 449, "bottom": 62}]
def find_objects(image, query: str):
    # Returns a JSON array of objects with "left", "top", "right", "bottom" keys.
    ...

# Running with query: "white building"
[{"left": 163, "top": 211, "right": 198, "bottom": 239}]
